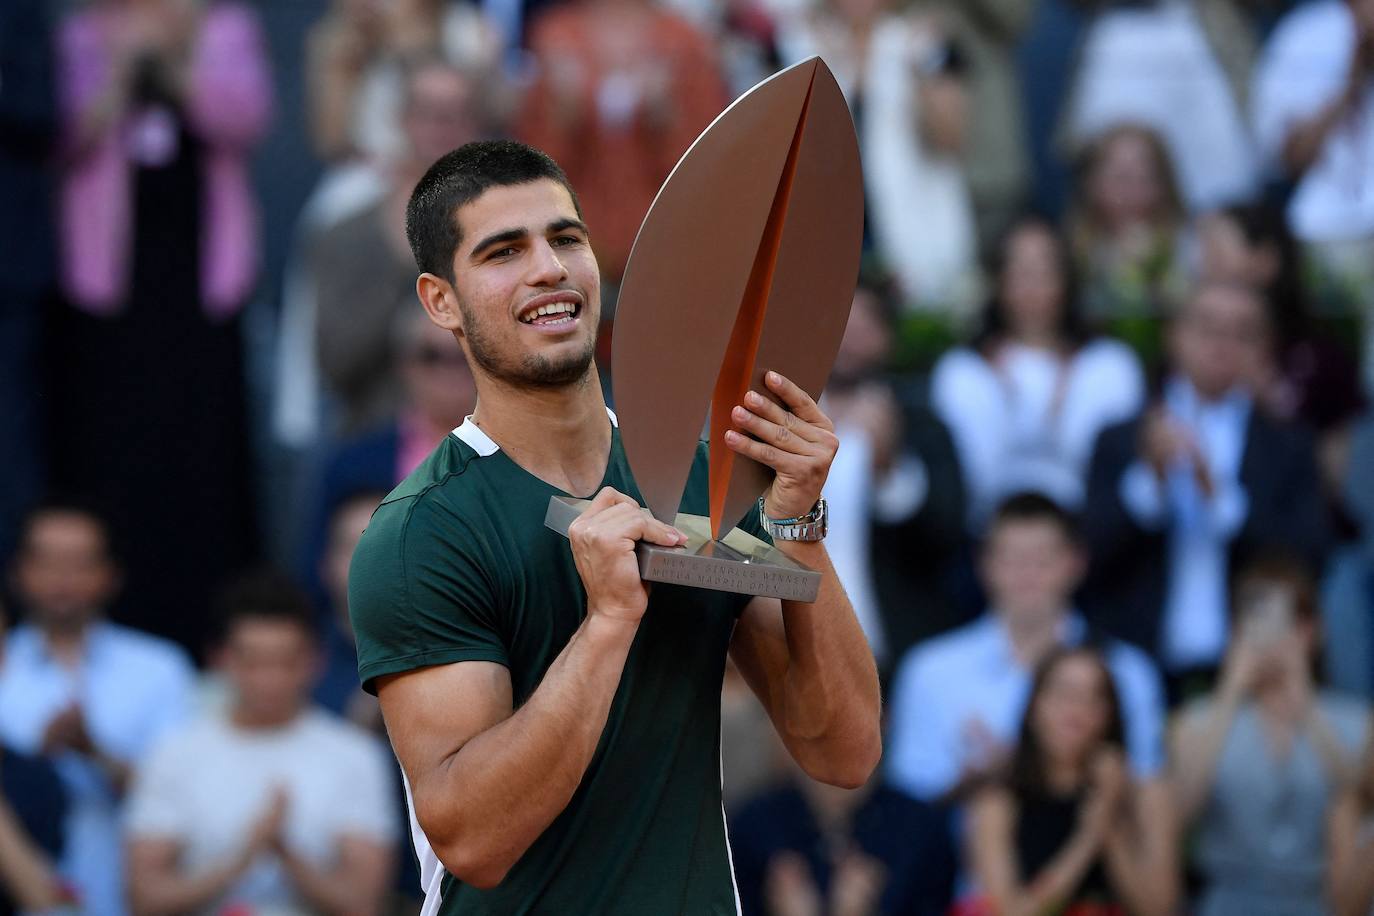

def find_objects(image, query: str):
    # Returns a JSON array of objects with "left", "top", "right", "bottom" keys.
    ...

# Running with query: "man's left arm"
[{"left": 723, "top": 371, "right": 882, "bottom": 788}]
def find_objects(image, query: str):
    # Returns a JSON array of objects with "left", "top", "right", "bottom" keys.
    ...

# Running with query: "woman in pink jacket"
[{"left": 48, "top": 0, "right": 273, "bottom": 659}]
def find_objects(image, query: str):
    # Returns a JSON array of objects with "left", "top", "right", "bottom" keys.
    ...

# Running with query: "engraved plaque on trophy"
[{"left": 544, "top": 56, "right": 864, "bottom": 602}]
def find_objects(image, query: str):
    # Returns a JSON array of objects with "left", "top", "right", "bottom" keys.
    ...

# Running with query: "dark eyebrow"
[
  {"left": 469, "top": 227, "right": 528, "bottom": 260},
  {"left": 548, "top": 218, "right": 589, "bottom": 236}
]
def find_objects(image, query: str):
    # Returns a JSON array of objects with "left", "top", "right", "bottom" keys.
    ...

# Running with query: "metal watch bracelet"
[{"left": 758, "top": 497, "right": 828, "bottom": 542}]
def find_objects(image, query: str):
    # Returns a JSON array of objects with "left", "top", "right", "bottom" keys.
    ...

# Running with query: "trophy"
[{"left": 544, "top": 57, "right": 863, "bottom": 602}]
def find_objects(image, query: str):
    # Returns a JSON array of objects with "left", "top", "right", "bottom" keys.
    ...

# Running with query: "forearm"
[
  {"left": 1173, "top": 699, "right": 1240, "bottom": 822},
  {"left": 1335, "top": 835, "right": 1374, "bottom": 915},
  {"left": 1007, "top": 831, "right": 1103, "bottom": 916},
  {"left": 772, "top": 541, "right": 881, "bottom": 784},
  {"left": 280, "top": 849, "right": 386, "bottom": 916},
  {"left": 414, "top": 614, "right": 638, "bottom": 886},
  {"left": 130, "top": 856, "right": 249, "bottom": 915},
  {"left": 0, "top": 804, "right": 62, "bottom": 910},
  {"left": 1283, "top": 96, "right": 1347, "bottom": 175},
  {"left": 1102, "top": 826, "right": 1175, "bottom": 916}
]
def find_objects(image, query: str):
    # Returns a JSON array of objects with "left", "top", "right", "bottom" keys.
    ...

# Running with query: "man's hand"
[
  {"left": 724, "top": 371, "right": 840, "bottom": 520},
  {"left": 567, "top": 487, "right": 685, "bottom": 624},
  {"left": 40, "top": 704, "right": 97, "bottom": 758},
  {"left": 249, "top": 786, "right": 290, "bottom": 861}
]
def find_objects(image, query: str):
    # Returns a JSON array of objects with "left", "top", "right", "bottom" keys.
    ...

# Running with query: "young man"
[
  {"left": 125, "top": 571, "right": 398, "bottom": 915},
  {"left": 0, "top": 503, "right": 194, "bottom": 916},
  {"left": 348, "top": 140, "right": 882, "bottom": 913},
  {"left": 886, "top": 493, "right": 1166, "bottom": 803}
]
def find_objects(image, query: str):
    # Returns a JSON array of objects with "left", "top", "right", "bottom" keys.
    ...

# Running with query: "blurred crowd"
[{"left": 2, "top": 0, "right": 1374, "bottom": 913}]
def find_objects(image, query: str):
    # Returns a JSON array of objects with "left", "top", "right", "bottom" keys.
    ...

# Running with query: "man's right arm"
[{"left": 377, "top": 487, "right": 685, "bottom": 890}]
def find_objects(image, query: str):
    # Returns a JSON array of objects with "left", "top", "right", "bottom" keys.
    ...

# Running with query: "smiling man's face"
[{"left": 447, "top": 179, "right": 601, "bottom": 390}]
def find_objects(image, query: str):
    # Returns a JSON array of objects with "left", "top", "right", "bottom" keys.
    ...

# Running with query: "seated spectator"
[
  {"left": 1171, "top": 553, "right": 1371, "bottom": 916},
  {"left": 126, "top": 571, "right": 398, "bottom": 915},
  {"left": 304, "top": 309, "right": 477, "bottom": 599},
  {"left": 823, "top": 275, "right": 967, "bottom": 667},
  {"left": 314, "top": 489, "right": 388, "bottom": 730},
  {"left": 0, "top": 502, "right": 195, "bottom": 916},
  {"left": 1065, "top": 0, "right": 1259, "bottom": 212},
  {"left": 730, "top": 765, "right": 955, "bottom": 916},
  {"left": 887, "top": 493, "right": 1165, "bottom": 802},
  {"left": 516, "top": 0, "right": 729, "bottom": 281},
  {"left": 1067, "top": 123, "right": 1192, "bottom": 319},
  {"left": 1082, "top": 281, "right": 1328, "bottom": 682},
  {"left": 1252, "top": 0, "right": 1374, "bottom": 311},
  {"left": 309, "top": 56, "right": 487, "bottom": 435},
  {"left": 777, "top": 5, "right": 979, "bottom": 311},
  {"left": 932, "top": 216, "right": 1145, "bottom": 528},
  {"left": 964, "top": 646, "right": 1177, "bottom": 916},
  {"left": 0, "top": 599, "right": 68, "bottom": 914}
]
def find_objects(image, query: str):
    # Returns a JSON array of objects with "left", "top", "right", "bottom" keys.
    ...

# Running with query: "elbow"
[
  {"left": 802, "top": 728, "right": 883, "bottom": 790},
  {"left": 432, "top": 841, "right": 513, "bottom": 891}
]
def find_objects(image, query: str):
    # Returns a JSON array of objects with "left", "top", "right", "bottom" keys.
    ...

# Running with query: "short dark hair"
[
  {"left": 405, "top": 140, "right": 582, "bottom": 282},
  {"left": 986, "top": 491, "right": 1081, "bottom": 545},
  {"left": 17, "top": 498, "right": 118, "bottom": 565},
  {"left": 212, "top": 569, "right": 317, "bottom": 646}
]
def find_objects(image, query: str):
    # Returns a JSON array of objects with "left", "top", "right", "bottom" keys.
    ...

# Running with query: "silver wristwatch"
[{"left": 758, "top": 497, "right": 828, "bottom": 542}]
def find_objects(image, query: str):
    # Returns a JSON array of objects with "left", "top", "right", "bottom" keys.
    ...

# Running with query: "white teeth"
[{"left": 521, "top": 301, "right": 576, "bottom": 323}]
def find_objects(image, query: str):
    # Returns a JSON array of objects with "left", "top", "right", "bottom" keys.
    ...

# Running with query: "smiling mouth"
[{"left": 518, "top": 298, "right": 581, "bottom": 328}]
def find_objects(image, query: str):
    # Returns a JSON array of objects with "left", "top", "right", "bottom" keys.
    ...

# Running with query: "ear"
[{"left": 416, "top": 273, "right": 465, "bottom": 334}]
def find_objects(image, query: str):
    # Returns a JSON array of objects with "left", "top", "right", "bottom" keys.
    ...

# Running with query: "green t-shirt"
[{"left": 349, "top": 413, "right": 767, "bottom": 915}]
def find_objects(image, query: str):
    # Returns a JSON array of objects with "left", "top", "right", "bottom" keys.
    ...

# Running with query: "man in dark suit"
[{"left": 1082, "top": 280, "right": 1328, "bottom": 690}]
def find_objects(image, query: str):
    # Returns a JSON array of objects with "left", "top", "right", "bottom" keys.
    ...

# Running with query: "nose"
[{"left": 525, "top": 238, "right": 569, "bottom": 287}]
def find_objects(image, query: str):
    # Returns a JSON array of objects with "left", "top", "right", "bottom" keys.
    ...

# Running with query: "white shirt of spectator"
[
  {"left": 1253, "top": 0, "right": 1374, "bottom": 242},
  {"left": 0, "top": 622, "right": 195, "bottom": 916},
  {"left": 932, "top": 338, "right": 1146, "bottom": 529},
  {"left": 1067, "top": 0, "right": 1259, "bottom": 211},
  {"left": 1119, "top": 378, "right": 1251, "bottom": 671},
  {"left": 125, "top": 708, "right": 399, "bottom": 915},
  {"left": 885, "top": 613, "right": 1166, "bottom": 802}
]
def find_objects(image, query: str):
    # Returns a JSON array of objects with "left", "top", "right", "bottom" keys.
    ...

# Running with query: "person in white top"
[
  {"left": 126, "top": 571, "right": 399, "bottom": 916},
  {"left": 931, "top": 216, "right": 1146, "bottom": 530}
]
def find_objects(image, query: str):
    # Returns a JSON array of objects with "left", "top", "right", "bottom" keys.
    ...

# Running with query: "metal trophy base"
[{"left": 544, "top": 496, "right": 821, "bottom": 602}]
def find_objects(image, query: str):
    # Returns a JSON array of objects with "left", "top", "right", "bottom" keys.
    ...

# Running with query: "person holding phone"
[{"left": 1171, "top": 553, "right": 1373, "bottom": 915}]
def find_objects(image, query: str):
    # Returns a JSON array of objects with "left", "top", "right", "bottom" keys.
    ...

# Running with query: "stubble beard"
[{"left": 457, "top": 296, "right": 598, "bottom": 390}]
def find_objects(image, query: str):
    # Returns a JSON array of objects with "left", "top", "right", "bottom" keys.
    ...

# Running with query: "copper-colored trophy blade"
[{"left": 611, "top": 58, "right": 863, "bottom": 537}]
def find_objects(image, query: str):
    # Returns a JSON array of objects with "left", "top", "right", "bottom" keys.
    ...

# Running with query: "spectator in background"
[
  {"left": 916, "top": 0, "right": 1034, "bottom": 251},
  {"left": 1252, "top": 0, "right": 1374, "bottom": 314},
  {"left": 777, "top": 4, "right": 980, "bottom": 312},
  {"left": 307, "top": 0, "right": 503, "bottom": 164},
  {"left": 0, "top": 600, "right": 69, "bottom": 915},
  {"left": 932, "top": 216, "right": 1145, "bottom": 529},
  {"left": 305, "top": 310, "right": 477, "bottom": 601},
  {"left": 126, "top": 571, "right": 398, "bottom": 916},
  {"left": 730, "top": 766, "right": 956, "bottom": 916},
  {"left": 887, "top": 494, "right": 1165, "bottom": 803},
  {"left": 0, "top": 0, "right": 57, "bottom": 570},
  {"left": 822, "top": 275, "right": 967, "bottom": 669},
  {"left": 1065, "top": 0, "right": 1259, "bottom": 212},
  {"left": 1082, "top": 281, "right": 1328, "bottom": 685},
  {"left": 1171, "top": 554, "right": 1371, "bottom": 916},
  {"left": 46, "top": 0, "right": 273, "bottom": 656},
  {"left": 310, "top": 57, "right": 486, "bottom": 435},
  {"left": 516, "top": 0, "right": 728, "bottom": 282},
  {"left": 313, "top": 490, "right": 388, "bottom": 729},
  {"left": 964, "top": 646, "right": 1177, "bottom": 916},
  {"left": 0, "top": 503, "right": 195, "bottom": 916},
  {"left": 1067, "top": 123, "right": 1192, "bottom": 320},
  {"left": 1199, "top": 201, "right": 1370, "bottom": 694}
]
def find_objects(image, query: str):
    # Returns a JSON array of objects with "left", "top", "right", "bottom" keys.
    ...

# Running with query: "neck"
[
  {"left": 1002, "top": 607, "right": 1066, "bottom": 668},
  {"left": 470, "top": 368, "right": 612, "bottom": 495},
  {"left": 41, "top": 618, "right": 93, "bottom": 665},
  {"left": 231, "top": 705, "right": 302, "bottom": 732},
  {"left": 1044, "top": 757, "right": 1084, "bottom": 794},
  {"left": 1010, "top": 327, "right": 1062, "bottom": 352}
]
